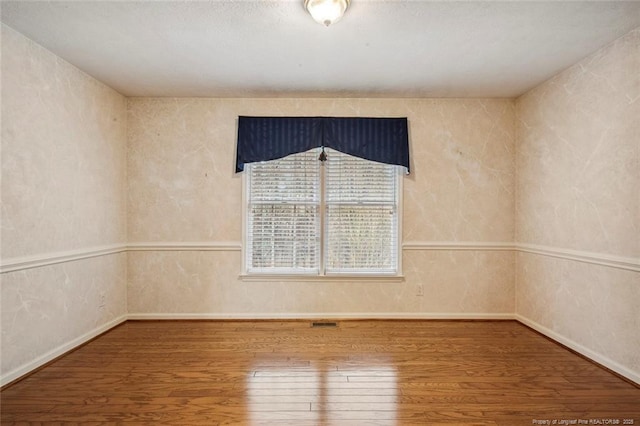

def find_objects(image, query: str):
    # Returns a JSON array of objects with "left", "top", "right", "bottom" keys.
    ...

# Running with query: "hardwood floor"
[{"left": 2, "top": 320, "right": 639, "bottom": 425}]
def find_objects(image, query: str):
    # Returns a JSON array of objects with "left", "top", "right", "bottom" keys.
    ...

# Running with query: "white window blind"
[
  {"left": 245, "top": 148, "right": 399, "bottom": 275},
  {"left": 324, "top": 148, "right": 398, "bottom": 274},
  {"left": 246, "top": 149, "right": 320, "bottom": 273}
]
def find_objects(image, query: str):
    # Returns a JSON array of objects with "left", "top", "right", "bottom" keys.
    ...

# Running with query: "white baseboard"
[
  {"left": 515, "top": 314, "right": 640, "bottom": 385},
  {"left": 127, "top": 312, "right": 515, "bottom": 320},
  {"left": 0, "top": 314, "right": 128, "bottom": 387}
]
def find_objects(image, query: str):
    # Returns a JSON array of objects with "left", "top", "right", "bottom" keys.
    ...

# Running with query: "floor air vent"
[{"left": 311, "top": 322, "right": 338, "bottom": 328}]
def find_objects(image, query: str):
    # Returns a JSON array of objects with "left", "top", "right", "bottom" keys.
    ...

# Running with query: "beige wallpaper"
[
  {"left": 1, "top": 25, "right": 128, "bottom": 379},
  {"left": 127, "top": 98, "right": 515, "bottom": 316},
  {"left": 127, "top": 250, "right": 514, "bottom": 316},
  {"left": 1, "top": 27, "right": 128, "bottom": 258},
  {"left": 516, "top": 29, "right": 640, "bottom": 377}
]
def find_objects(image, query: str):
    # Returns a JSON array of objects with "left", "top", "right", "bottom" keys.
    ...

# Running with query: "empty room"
[{"left": 1, "top": 0, "right": 639, "bottom": 424}]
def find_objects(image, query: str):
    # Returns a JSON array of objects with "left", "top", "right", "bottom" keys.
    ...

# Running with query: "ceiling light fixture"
[{"left": 304, "top": 0, "right": 350, "bottom": 27}]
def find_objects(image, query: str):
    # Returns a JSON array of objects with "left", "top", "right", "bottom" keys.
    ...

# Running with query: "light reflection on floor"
[{"left": 247, "top": 358, "right": 397, "bottom": 425}]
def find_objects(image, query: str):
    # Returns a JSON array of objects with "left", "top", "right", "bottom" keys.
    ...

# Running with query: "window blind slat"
[
  {"left": 325, "top": 149, "right": 397, "bottom": 204},
  {"left": 246, "top": 147, "right": 398, "bottom": 275},
  {"left": 324, "top": 149, "right": 398, "bottom": 274},
  {"left": 247, "top": 150, "right": 320, "bottom": 272}
]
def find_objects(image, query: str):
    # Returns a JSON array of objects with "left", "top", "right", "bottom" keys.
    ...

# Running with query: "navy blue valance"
[{"left": 236, "top": 116, "right": 410, "bottom": 174}]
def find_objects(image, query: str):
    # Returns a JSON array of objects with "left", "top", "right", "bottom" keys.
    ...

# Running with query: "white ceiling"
[{"left": 2, "top": 1, "right": 639, "bottom": 98}]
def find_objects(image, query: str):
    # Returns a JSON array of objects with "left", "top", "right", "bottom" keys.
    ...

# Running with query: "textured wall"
[
  {"left": 126, "top": 98, "right": 515, "bottom": 316},
  {"left": 515, "top": 29, "right": 640, "bottom": 377},
  {"left": 0, "top": 25, "right": 128, "bottom": 379}
]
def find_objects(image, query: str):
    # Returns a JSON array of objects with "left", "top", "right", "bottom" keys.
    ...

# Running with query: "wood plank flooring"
[{"left": 2, "top": 320, "right": 639, "bottom": 425}]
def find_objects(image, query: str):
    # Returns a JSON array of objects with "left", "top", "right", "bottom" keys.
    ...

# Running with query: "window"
[
  {"left": 244, "top": 147, "right": 401, "bottom": 276},
  {"left": 246, "top": 149, "right": 320, "bottom": 274}
]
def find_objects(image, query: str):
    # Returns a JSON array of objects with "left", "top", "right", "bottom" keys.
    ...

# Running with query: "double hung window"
[{"left": 245, "top": 147, "right": 400, "bottom": 276}]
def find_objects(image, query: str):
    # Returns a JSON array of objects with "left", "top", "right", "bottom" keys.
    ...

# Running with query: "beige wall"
[
  {"left": 515, "top": 29, "right": 640, "bottom": 379},
  {"left": 126, "top": 98, "right": 515, "bottom": 317},
  {"left": 0, "top": 25, "right": 128, "bottom": 381}
]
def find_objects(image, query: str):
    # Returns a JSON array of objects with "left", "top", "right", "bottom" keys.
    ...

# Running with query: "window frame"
[{"left": 241, "top": 148, "right": 403, "bottom": 281}]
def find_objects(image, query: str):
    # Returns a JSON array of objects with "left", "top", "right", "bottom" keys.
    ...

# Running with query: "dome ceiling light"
[{"left": 304, "top": 0, "right": 350, "bottom": 27}]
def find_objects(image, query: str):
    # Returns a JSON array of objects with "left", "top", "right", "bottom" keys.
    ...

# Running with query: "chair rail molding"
[{"left": 3, "top": 242, "right": 637, "bottom": 273}]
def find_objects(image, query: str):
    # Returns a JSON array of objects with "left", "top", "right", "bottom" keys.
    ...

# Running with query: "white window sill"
[{"left": 239, "top": 274, "right": 405, "bottom": 283}]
